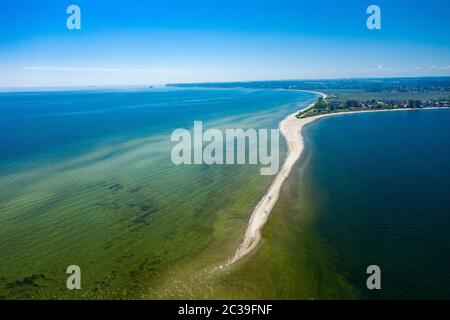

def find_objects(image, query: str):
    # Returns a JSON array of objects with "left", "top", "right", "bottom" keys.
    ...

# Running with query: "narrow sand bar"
[
  {"left": 228, "top": 91, "right": 327, "bottom": 265},
  {"left": 228, "top": 92, "right": 445, "bottom": 265}
]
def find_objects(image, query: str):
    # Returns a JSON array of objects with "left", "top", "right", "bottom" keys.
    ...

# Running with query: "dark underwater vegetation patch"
[{"left": 5, "top": 273, "right": 47, "bottom": 289}]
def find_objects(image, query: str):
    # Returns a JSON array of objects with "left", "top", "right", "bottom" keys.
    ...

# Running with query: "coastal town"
[{"left": 297, "top": 96, "right": 450, "bottom": 118}]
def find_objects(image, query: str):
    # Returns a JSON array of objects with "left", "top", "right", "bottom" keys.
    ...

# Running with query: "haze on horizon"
[{"left": 1, "top": 0, "right": 449, "bottom": 88}]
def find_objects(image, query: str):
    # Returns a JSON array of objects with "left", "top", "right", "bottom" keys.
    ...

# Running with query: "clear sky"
[{"left": 1, "top": 0, "right": 449, "bottom": 87}]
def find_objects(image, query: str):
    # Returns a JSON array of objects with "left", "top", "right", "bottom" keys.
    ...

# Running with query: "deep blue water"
[
  {"left": 304, "top": 109, "right": 450, "bottom": 299},
  {"left": 0, "top": 88, "right": 311, "bottom": 166}
]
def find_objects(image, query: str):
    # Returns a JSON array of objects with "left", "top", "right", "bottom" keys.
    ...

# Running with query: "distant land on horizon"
[
  {"left": 168, "top": 76, "right": 450, "bottom": 90},
  {"left": 169, "top": 76, "right": 450, "bottom": 101},
  {"left": 2, "top": 76, "right": 450, "bottom": 93}
]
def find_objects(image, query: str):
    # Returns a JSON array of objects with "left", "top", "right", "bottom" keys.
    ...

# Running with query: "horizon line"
[{"left": 1, "top": 75, "right": 450, "bottom": 92}]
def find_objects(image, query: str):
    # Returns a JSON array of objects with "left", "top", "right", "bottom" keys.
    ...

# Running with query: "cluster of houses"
[
  {"left": 328, "top": 98, "right": 450, "bottom": 110},
  {"left": 420, "top": 99, "right": 450, "bottom": 108},
  {"left": 298, "top": 97, "right": 450, "bottom": 119}
]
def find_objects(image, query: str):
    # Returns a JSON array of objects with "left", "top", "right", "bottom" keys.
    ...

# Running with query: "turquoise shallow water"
[{"left": 0, "top": 87, "right": 315, "bottom": 299}]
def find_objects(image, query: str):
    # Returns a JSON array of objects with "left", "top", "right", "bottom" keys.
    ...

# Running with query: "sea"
[
  {"left": 0, "top": 87, "right": 313, "bottom": 299},
  {"left": 1, "top": 88, "right": 449, "bottom": 299}
]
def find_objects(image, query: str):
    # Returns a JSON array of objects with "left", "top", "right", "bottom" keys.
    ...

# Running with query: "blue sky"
[{"left": 1, "top": 0, "right": 449, "bottom": 87}]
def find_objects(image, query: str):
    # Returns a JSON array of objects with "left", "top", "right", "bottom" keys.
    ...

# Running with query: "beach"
[{"left": 228, "top": 91, "right": 327, "bottom": 264}]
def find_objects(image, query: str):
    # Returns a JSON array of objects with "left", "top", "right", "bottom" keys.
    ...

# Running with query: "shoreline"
[
  {"left": 227, "top": 91, "right": 327, "bottom": 265},
  {"left": 227, "top": 92, "right": 448, "bottom": 266}
]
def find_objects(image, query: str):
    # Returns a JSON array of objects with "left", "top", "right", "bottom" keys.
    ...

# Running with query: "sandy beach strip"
[
  {"left": 227, "top": 92, "right": 446, "bottom": 266},
  {"left": 227, "top": 91, "right": 327, "bottom": 265}
]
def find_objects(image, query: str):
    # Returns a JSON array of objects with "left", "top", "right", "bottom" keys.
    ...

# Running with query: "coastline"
[
  {"left": 227, "top": 91, "right": 327, "bottom": 265},
  {"left": 228, "top": 92, "right": 448, "bottom": 266}
]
